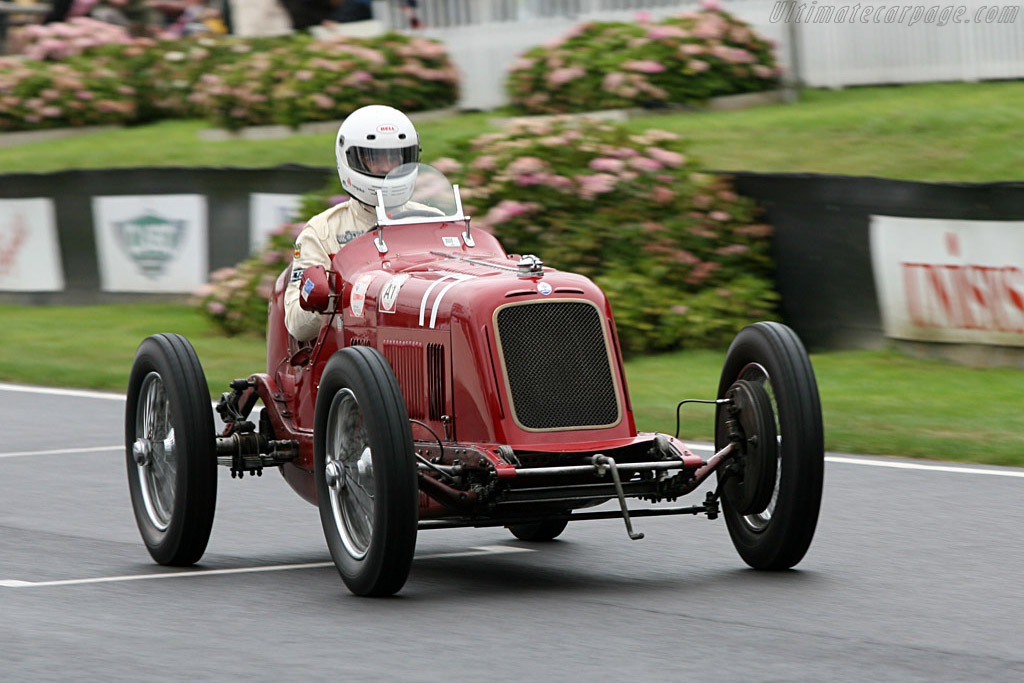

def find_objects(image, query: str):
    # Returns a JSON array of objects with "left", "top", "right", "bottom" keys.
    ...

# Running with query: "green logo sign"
[{"left": 114, "top": 210, "right": 186, "bottom": 278}]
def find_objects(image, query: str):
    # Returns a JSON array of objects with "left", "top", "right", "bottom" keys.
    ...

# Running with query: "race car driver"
[{"left": 284, "top": 104, "right": 420, "bottom": 341}]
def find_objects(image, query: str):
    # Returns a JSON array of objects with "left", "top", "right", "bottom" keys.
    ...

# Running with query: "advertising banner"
[
  {"left": 250, "top": 193, "right": 302, "bottom": 254},
  {"left": 0, "top": 198, "right": 64, "bottom": 292},
  {"left": 870, "top": 216, "right": 1024, "bottom": 347},
  {"left": 93, "top": 195, "right": 208, "bottom": 293}
]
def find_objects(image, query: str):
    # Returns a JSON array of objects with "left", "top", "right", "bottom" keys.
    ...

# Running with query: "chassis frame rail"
[{"left": 417, "top": 500, "right": 719, "bottom": 531}]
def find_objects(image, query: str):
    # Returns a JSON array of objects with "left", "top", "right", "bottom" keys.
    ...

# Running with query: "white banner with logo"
[
  {"left": 93, "top": 195, "right": 207, "bottom": 293},
  {"left": 249, "top": 193, "right": 302, "bottom": 254},
  {"left": 0, "top": 198, "right": 64, "bottom": 292},
  {"left": 870, "top": 216, "right": 1024, "bottom": 347}
]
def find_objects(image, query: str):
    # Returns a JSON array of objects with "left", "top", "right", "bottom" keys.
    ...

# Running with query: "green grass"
[
  {"left": 2, "top": 304, "right": 1022, "bottom": 466},
  {"left": 0, "top": 304, "right": 266, "bottom": 393},
  {"left": 629, "top": 348, "right": 1024, "bottom": 467},
  {"left": 0, "top": 113, "right": 497, "bottom": 174},
  {"left": 1, "top": 83, "right": 1022, "bottom": 181},
  {"left": 631, "top": 81, "right": 1024, "bottom": 182}
]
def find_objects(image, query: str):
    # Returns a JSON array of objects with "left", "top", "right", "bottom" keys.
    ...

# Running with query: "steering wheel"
[{"left": 388, "top": 209, "right": 444, "bottom": 219}]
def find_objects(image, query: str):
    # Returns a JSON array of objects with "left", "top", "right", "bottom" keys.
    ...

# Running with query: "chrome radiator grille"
[{"left": 495, "top": 301, "right": 620, "bottom": 430}]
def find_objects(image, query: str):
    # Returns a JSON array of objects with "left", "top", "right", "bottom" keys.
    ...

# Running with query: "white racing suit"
[{"left": 284, "top": 199, "right": 378, "bottom": 341}]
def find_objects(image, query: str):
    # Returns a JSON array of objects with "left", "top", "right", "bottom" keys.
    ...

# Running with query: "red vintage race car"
[{"left": 125, "top": 165, "right": 824, "bottom": 596}]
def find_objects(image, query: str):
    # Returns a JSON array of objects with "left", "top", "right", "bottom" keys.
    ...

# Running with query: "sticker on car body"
[
  {"left": 442, "top": 235, "right": 461, "bottom": 248},
  {"left": 379, "top": 274, "right": 410, "bottom": 314},
  {"left": 349, "top": 272, "right": 375, "bottom": 318}
]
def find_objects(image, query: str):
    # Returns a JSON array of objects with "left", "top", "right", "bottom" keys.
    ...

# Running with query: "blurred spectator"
[
  {"left": 152, "top": 0, "right": 227, "bottom": 36},
  {"left": 43, "top": 0, "right": 75, "bottom": 23},
  {"left": 278, "top": 0, "right": 333, "bottom": 31},
  {"left": 398, "top": 0, "right": 419, "bottom": 29},
  {"left": 227, "top": 0, "right": 291, "bottom": 36},
  {"left": 87, "top": 0, "right": 159, "bottom": 35},
  {"left": 328, "top": 0, "right": 371, "bottom": 23}
]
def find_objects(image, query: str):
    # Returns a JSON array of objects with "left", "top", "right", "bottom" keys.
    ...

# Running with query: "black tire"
[
  {"left": 125, "top": 334, "right": 217, "bottom": 566},
  {"left": 508, "top": 518, "right": 569, "bottom": 542},
  {"left": 716, "top": 322, "right": 824, "bottom": 570},
  {"left": 314, "top": 346, "right": 418, "bottom": 597}
]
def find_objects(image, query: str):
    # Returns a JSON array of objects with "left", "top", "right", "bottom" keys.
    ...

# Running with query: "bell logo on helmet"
[{"left": 377, "top": 124, "right": 399, "bottom": 134}]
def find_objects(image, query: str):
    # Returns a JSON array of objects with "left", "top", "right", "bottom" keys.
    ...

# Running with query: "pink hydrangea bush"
[
  {"left": 85, "top": 35, "right": 295, "bottom": 122},
  {"left": 0, "top": 56, "right": 136, "bottom": 131},
  {"left": 10, "top": 17, "right": 136, "bottom": 60},
  {"left": 508, "top": 8, "right": 780, "bottom": 114},
  {"left": 1, "top": 32, "right": 455, "bottom": 133},
  {"left": 441, "top": 117, "right": 778, "bottom": 352},
  {"left": 192, "top": 33, "right": 458, "bottom": 130}
]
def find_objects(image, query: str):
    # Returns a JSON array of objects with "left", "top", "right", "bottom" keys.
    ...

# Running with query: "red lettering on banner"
[
  {"left": 0, "top": 214, "right": 28, "bottom": 276},
  {"left": 945, "top": 231, "right": 961, "bottom": 258},
  {"left": 901, "top": 262, "right": 1024, "bottom": 334},
  {"left": 1008, "top": 267, "right": 1024, "bottom": 314}
]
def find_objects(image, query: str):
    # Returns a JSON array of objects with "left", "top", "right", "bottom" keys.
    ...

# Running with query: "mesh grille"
[{"left": 496, "top": 301, "right": 619, "bottom": 430}]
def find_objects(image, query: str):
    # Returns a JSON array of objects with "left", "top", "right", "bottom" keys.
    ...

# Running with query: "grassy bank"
[
  {"left": 1, "top": 83, "right": 1022, "bottom": 182},
  {"left": 2, "top": 304, "right": 1021, "bottom": 466}
]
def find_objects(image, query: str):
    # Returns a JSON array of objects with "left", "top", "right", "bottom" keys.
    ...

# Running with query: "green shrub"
[
  {"left": 0, "top": 56, "right": 136, "bottom": 131},
  {"left": 199, "top": 118, "right": 778, "bottom": 353},
  {"left": 0, "top": 33, "right": 457, "bottom": 132},
  {"left": 82, "top": 35, "right": 295, "bottom": 123},
  {"left": 507, "top": 8, "right": 780, "bottom": 114},
  {"left": 438, "top": 117, "right": 778, "bottom": 353},
  {"left": 193, "top": 33, "right": 458, "bottom": 130}
]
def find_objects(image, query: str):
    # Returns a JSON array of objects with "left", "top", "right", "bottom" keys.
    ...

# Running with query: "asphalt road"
[{"left": 2, "top": 382, "right": 1023, "bottom": 682}]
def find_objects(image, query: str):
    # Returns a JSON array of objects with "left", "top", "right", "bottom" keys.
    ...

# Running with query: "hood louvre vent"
[
  {"left": 427, "top": 343, "right": 445, "bottom": 421},
  {"left": 383, "top": 340, "right": 425, "bottom": 420}
]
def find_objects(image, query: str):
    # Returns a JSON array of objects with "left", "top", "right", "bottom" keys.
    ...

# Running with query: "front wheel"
[
  {"left": 716, "top": 322, "right": 824, "bottom": 570},
  {"left": 314, "top": 346, "right": 418, "bottom": 596},
  {"left": 125, "top": 334, "right": 217, "bottom": 566}
]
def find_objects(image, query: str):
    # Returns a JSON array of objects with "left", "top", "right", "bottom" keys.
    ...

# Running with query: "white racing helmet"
[{"left": 336, "top": 105, "right": 420, "bottom": 207}]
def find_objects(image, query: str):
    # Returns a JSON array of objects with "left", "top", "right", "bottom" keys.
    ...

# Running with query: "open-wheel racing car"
[{"left": 125, "top": 164, "right": 824, "bottom": 596}]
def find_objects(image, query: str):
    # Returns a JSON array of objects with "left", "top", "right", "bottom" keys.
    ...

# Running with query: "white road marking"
[
  {"left": 1, "top": 382, "right": 1018, "bottom": 480},
  {"left": 0, "top": 445, "right": 121, "bottom": 459},
  {"left": 0, "top": 545, "right": 534, "bottom": 589},
  {"left": 2, "top": 442, "right": 1020, "bottom": 479},
  {"left": 825, "top": 455, "right": 1024, "bottom": 478},
  {"left": 0, "top": 382, "right": 125, "bottom": 401},
  {"left": 686, "top": 443, "right": 1024, "bottom": 478}
]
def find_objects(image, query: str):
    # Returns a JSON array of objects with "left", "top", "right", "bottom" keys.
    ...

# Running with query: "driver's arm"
[{"left": 284, "top": 225, "right": 331, "bottom": 342}]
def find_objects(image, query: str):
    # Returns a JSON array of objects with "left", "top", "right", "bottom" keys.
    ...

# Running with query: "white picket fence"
[{"left": 372, "top": 0, "right": 1024, "bottom": 110}]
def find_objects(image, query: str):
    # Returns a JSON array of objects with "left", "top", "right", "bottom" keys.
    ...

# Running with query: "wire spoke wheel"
[
  {"left": 135, "top": 372, "right": 177, "bottom": 530},
  {"left": 125, "top": 334, "right": 217, "bottom": 566},
  {"left": 716, "top": 322, "right": 824, "bottom": 570},
  {"left": 315, "top": 346, "right": 418, "bottom": 597},
  {"left": 325, "top": 389, "right": 376, "bottom": 559}
]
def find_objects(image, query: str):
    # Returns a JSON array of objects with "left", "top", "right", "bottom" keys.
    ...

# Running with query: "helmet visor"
[{"left": 346, "top": 145, "right": 420, "bottom": 178}]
